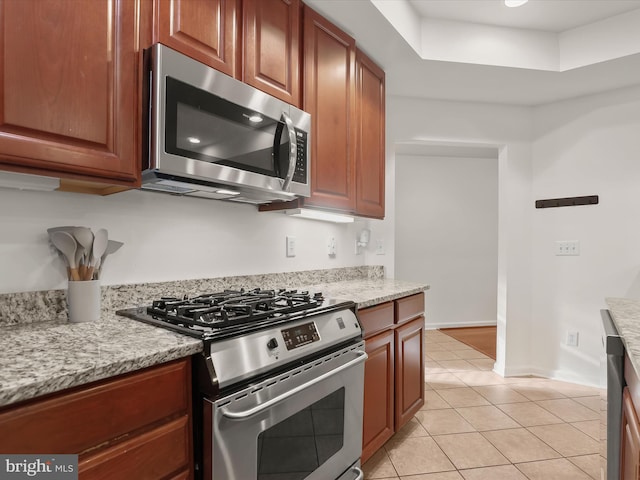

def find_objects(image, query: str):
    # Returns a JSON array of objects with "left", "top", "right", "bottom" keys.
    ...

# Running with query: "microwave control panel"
[
  {"left": 293, "top": 129, "right": 308, "bottom": 184},
  {"left": 281, "top": 321, "right": 320, "bottom": 350}
]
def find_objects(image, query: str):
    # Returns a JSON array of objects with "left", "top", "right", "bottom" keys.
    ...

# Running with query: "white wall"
[
  {"left": 559, "top": 9, "right": 640, "bottom": 70},
  {"left": 385, "top": 85, "right": 640, "bottom": 387},
  {"left": 531, "top": 85, "right": 640, "bottom": 386},
  {"left": 421, "top": 18, "right": 558, "bottom": 71},
  {"left": 383, "top": 95, "right": 533, "bottom": 377},
  {"left": 0, "top": 188, "right": 368, "bottom": 294},
  {"left": 395, "top": 154, "right": 498, "bottom": 329}
]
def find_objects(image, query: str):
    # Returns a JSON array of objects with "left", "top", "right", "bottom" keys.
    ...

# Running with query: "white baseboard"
[
  {"left": 502, "top": 365, "right": 603, "bottom": 388},
  {"left": 426, "top": 320, "right": 498, "bottom": 329},
  {"left": 503, "top": 365, "right": 546, "bottom": 378}
]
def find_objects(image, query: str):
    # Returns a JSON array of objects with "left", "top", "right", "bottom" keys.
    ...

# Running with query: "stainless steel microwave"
[{"left": 141, "top": 43, "right": 311, "bottom": 204}]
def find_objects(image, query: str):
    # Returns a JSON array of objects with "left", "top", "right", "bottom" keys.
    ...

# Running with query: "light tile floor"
[{"left": 362, "top": 329, "right": 604, "bottom": 480}]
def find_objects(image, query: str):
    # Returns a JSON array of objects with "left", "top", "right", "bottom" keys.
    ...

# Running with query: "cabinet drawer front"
[
  {"left": 0, "top": 359, "right": 190, "bottom": 454},
  {"left": 358, "top": 302, "right": 394, "bottom": 339},
  {"left": 79, "top": 415, "right": 191, "bottom": 480},
  {"left": 395, "top": 292, "right": 425, "bottom": 325}
]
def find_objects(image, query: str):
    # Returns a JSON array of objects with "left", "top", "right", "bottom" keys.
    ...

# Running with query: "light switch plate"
[
  {"left": 286, "top": 236, "right": 296, "bottom": 257},
  {"left": 328, "top": 237, "right": 336, "bottom": 256}
]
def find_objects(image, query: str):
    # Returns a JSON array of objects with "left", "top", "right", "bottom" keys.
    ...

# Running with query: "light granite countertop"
[
  {"left": 606, "top": 298, "right": 640, "bottom": 375},
  {"left": 305, "top": 278, "right": 429, "bottom": 309},
  {"left": 0, "top": 313, "right": 203, "bottom": 407},
  {"left": 0, "top": 271, "right": 428, "bottom": 408}
]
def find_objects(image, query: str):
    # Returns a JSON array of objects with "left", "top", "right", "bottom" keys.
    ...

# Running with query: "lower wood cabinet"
[
  {"left": 0, "top": 358, "right": 193, "bottom": 480},
  {"left": 78, "top": 416, "right": 191, "bottom": 479},
  {"left": 362, "top": 328, "right": 394, "bottom": 462},
  {"left": 622, "top": 387, "right": 640, "bottom": 480},
  {"left": 359, "top": 293, "right": 425, "bottom": 463},
  {"left": 395, "top": 316, "right": 425, "bottom": 428}
]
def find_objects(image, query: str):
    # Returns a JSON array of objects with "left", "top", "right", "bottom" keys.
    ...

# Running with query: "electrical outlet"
[
  {"left": 376, "top": 239, "right": 385, "bottom": 255},
  {"left": 555, "top": 240, "right": 580, "bottom": 256},
  {"left": 567, "top": 331, "right": 579, "bottom": 347},
  {"left": 328, "top": 237, "right": 336, "bottom": 256},
  {"left": 286, "top": 236, "right": 296, "bottom": 257}
]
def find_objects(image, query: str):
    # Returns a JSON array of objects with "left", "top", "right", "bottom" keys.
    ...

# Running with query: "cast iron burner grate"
[{"left": 147, "top": 288, "right": 323, "bottom": 329}]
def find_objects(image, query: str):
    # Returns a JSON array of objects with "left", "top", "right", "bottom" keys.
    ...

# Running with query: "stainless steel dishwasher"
[{"left": 602, "top": 309, "right": 625, "bottom": 480}]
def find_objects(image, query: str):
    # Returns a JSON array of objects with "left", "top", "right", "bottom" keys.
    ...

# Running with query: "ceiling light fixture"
[
  {"left": 284, "top": 208, "right": 355, "bottom": 224},
  {"left": 504, "top": 0, "right": 528, "bottom": 6},
  {"left": 187, "top": 136, "right": 201, "bottom": 144}
]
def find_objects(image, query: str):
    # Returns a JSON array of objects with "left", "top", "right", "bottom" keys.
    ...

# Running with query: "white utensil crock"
[{"left": 67, "top": 280, "right": 101, "bottom": 323}]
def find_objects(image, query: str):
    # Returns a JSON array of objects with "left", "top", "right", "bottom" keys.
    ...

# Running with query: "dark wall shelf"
[{"left": 535, "top": 195, "right": 599, "bottom": 209}]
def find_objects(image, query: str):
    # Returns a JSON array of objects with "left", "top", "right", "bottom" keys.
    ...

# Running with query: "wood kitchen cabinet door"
[
  {"left": 302, "top": 6, "right": 357, "bottom": 212},
  {"left": 355, "top": 48, "right": 385, "bottom": 219},
  {"left": 394, "top": 315, "right": 425, "bottom": 429},
  {"left": 622, "top": 387, "right": 640, "bottom": 480},
  {"left": 362, "top": 328, "right": 395, "bottom": 464},
  {"left": 243, "top": 0, "right": 301, "bottom": 107},
  {"left": 154, "top": 0, "right": 240, "bottom": 78},
  {"left": 0, "top": 0, "right": 140, "bottom": 188}
]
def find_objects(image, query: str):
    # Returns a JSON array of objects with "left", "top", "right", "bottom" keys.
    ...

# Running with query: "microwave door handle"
[{"left": 280, "top": 111, "right": 297, "bottom": 191}]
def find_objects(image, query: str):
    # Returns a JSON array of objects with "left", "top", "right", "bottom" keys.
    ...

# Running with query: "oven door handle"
[
  {"left": 221, "top": 350, "right": 368, "bottom": 420},
  {"left": 352, "top": 467, "right": 364, "bottom": 480}
]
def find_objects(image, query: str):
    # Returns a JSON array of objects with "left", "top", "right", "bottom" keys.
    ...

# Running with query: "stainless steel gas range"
[{"left": 117, "top": 288, "right": 366, "bottom": 480}]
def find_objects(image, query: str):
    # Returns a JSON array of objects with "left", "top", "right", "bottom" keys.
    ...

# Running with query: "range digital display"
[{"left": 281, "top": 322, "right": 320, "bottom": 350}]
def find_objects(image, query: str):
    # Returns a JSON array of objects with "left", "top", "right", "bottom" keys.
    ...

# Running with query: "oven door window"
[
  {"left": 257, "top": 388, "right": 345, "bottom": 480},
  {"left": 164, "top": 76, "right": 290, "bottom": 179}
]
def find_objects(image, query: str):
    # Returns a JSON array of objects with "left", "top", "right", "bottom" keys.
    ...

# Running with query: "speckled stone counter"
[
  {"left": 0, "top": 266, "right": 426, "bottom": 408},
  {"left": 304, "top": 278, "right": 429, "bottom": 309},
  {"left": 0, "top": 313, "right": 202, "bottom": 407},
  {"left": 606, "top": 298, "right": 640, "bottom": 375}
]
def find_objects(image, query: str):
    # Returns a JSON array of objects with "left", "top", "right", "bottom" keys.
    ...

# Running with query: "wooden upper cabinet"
[
  {"left": 303, "top": 6, "right": 357, "bottom": 212},
  {"left": 355, "top": 49, "right": 385, "bottom": 219},
  {"left": 0, "top": 0, "right": 140, "bottom": 187},
  {"left": 243, "top": 0, "right": 301, "bottom": 107},
  {"left": 154, "top": 0, "right": 240, "bottom": 77}
]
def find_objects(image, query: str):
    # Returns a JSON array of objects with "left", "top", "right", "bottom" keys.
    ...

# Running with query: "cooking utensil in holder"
[{"left": 67, "top": 280, "right": 101, "bottom": 323}]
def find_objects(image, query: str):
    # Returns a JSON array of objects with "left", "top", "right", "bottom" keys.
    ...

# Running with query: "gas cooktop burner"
[
  {"left": 116, "top": 288, "right": 345, "bottom": 341},
  {"left": 150, "top": 288, "right": 323, "bottom": 326}
]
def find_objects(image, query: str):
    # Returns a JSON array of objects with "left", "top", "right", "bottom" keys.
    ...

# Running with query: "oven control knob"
[{"left": 267, "top": 338, "right": 279, "bottom": 350}]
